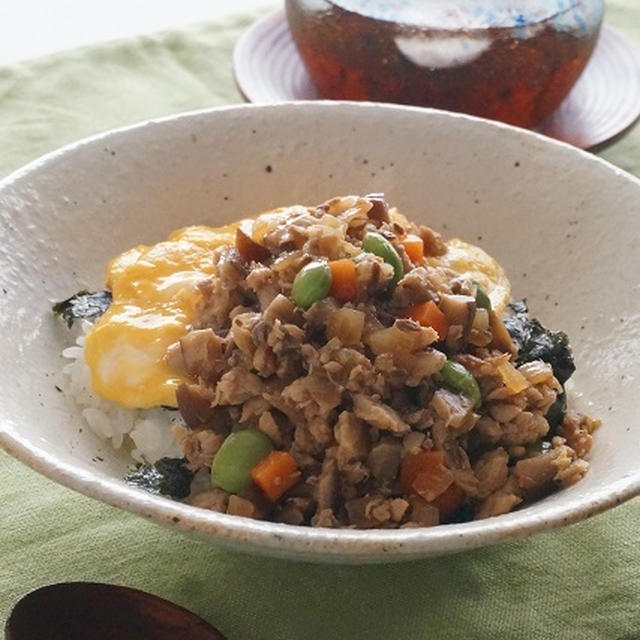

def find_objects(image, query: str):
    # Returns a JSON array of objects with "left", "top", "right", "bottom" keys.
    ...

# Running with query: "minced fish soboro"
[{"left": 65, "top": 195, "right": 600, "bottom": 528}]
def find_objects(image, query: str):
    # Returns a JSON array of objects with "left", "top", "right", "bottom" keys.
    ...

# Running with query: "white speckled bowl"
[{"left": 0, "top": 103, "right": 638, "bottom": 563}]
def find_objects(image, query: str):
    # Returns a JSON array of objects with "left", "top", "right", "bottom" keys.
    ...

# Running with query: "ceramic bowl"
[{"left": 0, "top": 102, "right": 638, "bottom": 563}]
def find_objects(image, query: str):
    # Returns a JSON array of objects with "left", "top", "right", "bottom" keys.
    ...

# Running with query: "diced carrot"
[
  {"left": 406, "top": 301, "right": 449, "bottom": 340},
  {"left": 328, "top": 259, "right": 358, "bottom": 302},
  {"left": 250, "top": 451, "right": 300, "bottom": 501},
  {"left": 431, "top": 482, "right": 466, "bottom": 520},
  {"left": 400, "top": 450, "right": 454, "bottom": 502},
  {"left": 401, "top": 235, "right": 424, "bottom": 263}
]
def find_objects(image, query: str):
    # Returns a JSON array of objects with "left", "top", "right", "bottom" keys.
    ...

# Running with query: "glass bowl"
[{"left": 285, "top": 0, "right": 605, "bottom": 128}]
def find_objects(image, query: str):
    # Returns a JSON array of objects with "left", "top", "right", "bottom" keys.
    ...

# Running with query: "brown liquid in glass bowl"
[{"left": 286, "top": 0, "right": 604, "bottom": 128}]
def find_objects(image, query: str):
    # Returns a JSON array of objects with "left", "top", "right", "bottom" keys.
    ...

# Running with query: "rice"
[{"left": 61, "top": 321, "right": 182, "bottom": 463}]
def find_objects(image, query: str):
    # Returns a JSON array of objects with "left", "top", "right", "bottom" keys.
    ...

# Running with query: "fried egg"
[
  {"left": 85, "top": 214, "right": 510, "bottom": 409},
  {"left": 84, "top": 223, "right": 240, "bottom": 409},
  {"left": 428, "top": 238, "right": 511, "bottom": 314}
]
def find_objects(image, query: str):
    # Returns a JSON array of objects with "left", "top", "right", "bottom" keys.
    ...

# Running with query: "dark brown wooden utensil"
[{"left": 5, "top": 582, "right": 226, "bottom": 640}]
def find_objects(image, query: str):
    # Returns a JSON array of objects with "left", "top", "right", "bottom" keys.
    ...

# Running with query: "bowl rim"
[{"left": 1, "top": 100, "right": 639, "bottom": 562}]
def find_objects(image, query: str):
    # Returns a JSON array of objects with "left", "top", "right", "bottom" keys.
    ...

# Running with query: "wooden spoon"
[{"left": 5, "top": 582, "right": 226, "bottom": 640}]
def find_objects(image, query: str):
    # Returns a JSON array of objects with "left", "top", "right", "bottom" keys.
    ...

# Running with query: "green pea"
[
  {"left": 441, "top": 360, "right": 482, "bottom": 409},
  {"left": 291, "top": 261, "right": 332, "bottom": 309},
  {"left": 211, "top": 430, "right": 274, "bottom": 493},
  {"left": 474, "top": 282, "right": 492, "bottom": 312},
  {"left": 362, "top": 232, "right": 404, "bottom": 285}
]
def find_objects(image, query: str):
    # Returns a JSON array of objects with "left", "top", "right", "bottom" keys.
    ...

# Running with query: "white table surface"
[{"left": 0, "top": 0, "right": 276, "bottom": 66}]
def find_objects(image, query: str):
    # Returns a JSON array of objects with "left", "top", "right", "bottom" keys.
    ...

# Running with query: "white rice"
[{"left": 61, "top": 321, "right": 182, "bottom": 463}]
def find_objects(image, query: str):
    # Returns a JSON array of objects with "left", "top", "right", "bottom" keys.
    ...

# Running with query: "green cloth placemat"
[{"left": 1, "top": 4, "right": 639, "bottom": 639}]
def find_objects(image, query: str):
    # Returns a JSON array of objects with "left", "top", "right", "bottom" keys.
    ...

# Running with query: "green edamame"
[
  {"left": 362, "top": 232, "right": 404, "bottom": 285},
  {"left": 211, "top": 430, "right": 274, "bottom": 493},
  {"left": 441, "top": 360, "right": 482, "bottom": 409},
  {"left": 291, "top": 261, "right": 332, "bottom": 309}
]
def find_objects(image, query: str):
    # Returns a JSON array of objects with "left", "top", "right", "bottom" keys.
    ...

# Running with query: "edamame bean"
[
  {"left": 441, "top": 360, "right": 482, "bottom": 409},
  {"left": 291, "top": 261, "right": 332, "bottom": 309},
  {"left": 362, "top": 232, "right": 404, "bottom": 285},
  {"left": 211, "top": 430, "right": 274, "bottom": 493}
]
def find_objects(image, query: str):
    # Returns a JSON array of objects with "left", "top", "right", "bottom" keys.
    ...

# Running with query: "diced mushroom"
[
  {"left": 214, "top": 367, "right": 263, "bottom": 405},
  {"left": 500, "top": 412, "right": 549, "bottom": 446},
  {"left": 262, "top": 293, "right": 304, "bottom": 325},
  {"left": 239, "top": 396, "right": 270, "bottom": 422},
  {"left": 440, "top": 443, "right": 478, "bottom": 496},
  {"left": 177, "top": 328, "right": 225, "bottom": 384},
  {"left": 418, "top": 225, "right": 447, "bottom": 257},
  {"left": 475, "top": 416, "right": 502, "bottom": 444},
  {"left": 514, "top": 444, "right": 581, "bottom": 498},
  {"left": 326, "top": 308, "right": 365, "bottom": 346},
  {"left": 402, "top": 431, "right": 427, "bottom": 456},
  {"left": 226, "top": 495, "right": 261, "bottom": 518},
  {"left": 431, "top": 388, "right": 476, "bottom": 430},
  {"left": 400, "top": 348, "right": 447, "bottom": 387},
  {"left": 315, "top": 457, "right": 339, "bottom": 511},
  {"left": 216, "top": 247, "right": 248, "bottom": 285},
  {"left": 367, "top": 319, "right": 438, "bottom": 357},
  {"left": 440, "top": 293, "right": 476, "bottom": 325},
  {"left": 257, "top": 411, "right": 287, "bottom": 448},
  {"left": 176, "top": 383, "right": 215, "bottom": 428},
  {"left": 367, "top": 438, "right": 402, "bottom": 485},
  {"left": 558, "top": 411, "right": 595, "bottom": 458},
  {"left": 194, "top": 276, "right": 243, "bottom": 331},
  {"left": 355, "top": 254, "right": 395, "bottom": 296},
  {"left": 468, "top": 308, "right": 493, "bottom": 347},
  {"left": 279, "top": 496, "right": 313, "bottom": 525},
  {"left": 389, "top": 498, "right": 410, "bottom": 523},
  {"left": 245, "top": 266, "right": 281, "bottom": 309},
  {"left": 515, "top": 452, "right": 557, "bottom": 496},
  {"left": 235, "top": 225, "right": 271, "bottom": 263},
  {"left": 231, "top": 312, "right": 260, "bottom": 360},
  {"left": 364, "top": 193, "right": 390, "bottom": 224},
  {"left": 187, "top": 488, "right": 229, "bottom": 512},
  {"left": 353, "top": 395, "right": 411, "bottom": 433},
  {"left": 489, "top": 311, "right": 517, "bottom": 356},
  {"left": 474, "top": 447, "right": 509, "bottom": 498},
  {"left": 406, "top": 495, "right": 440, "bottom": 526},
  {"left": 321, "top": 194, "right": 362, "bottom": 216},
  {"left": 311, "top": 508, "right": 339, "bottom": 527},
  {"left": 489, "top": 402, "right": 523, "bottom": 423},
  {"left": 281, "top": 373, "right": 342, "bottom": 422},
  {"left": 439, "top": 294, "right": 476, "bottom": 351},
  {"left": 392, "top": 267, "right": 438, "bottom": 308},
  {"left": 554, "top": 456, "right": 589, "bottom": 488},
  {"left": 334, "top": 411, "right": 370, "bottom": 468},
  {"left": 173, "top": 425, "right": 225, "bottom": 470},
  {"left": 259, "top": 208, "right": 319, "bottom": 251},
  {"left": 345, "top": 494, "right": 394, "bottom": 528},
  {"left": 475, "top": 490, "right": 522, "bottom": 519}
]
